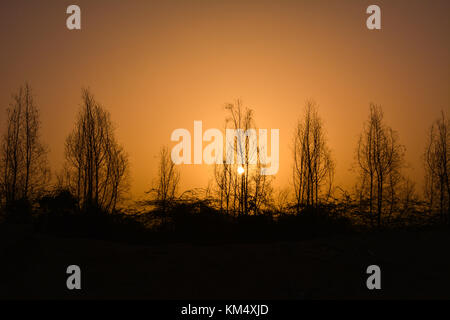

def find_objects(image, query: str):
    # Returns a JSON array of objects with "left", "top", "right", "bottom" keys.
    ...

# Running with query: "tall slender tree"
[
  {"left": 214, "top": 100, "right": 272, "bottom": 215},
  {"left": 424, "top": 110, "right": 449, "bottom": 222},
  {"left": 147, "top": 146, "right": 180, "bottom": 213},
  {"left": 292, "top": 101, "right": 334, "bottom": 213},
  {"left": 64, "top": 88, "right": 129, "bottom": 213},
  {"left": 0, "top": 83, "right": 50, "bottom": 208},
  {"left": 356, "top": 104, "right": 405, "bottom": 226}
]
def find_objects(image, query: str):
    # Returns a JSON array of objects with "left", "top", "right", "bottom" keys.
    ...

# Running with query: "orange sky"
[{"left": 0, "top": 0, "right": 449, "bottom": 200}]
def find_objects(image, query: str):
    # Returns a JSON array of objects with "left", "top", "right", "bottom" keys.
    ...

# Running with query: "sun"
[{"left": 237, "top": 166, "right": 245, "bottom": 175}]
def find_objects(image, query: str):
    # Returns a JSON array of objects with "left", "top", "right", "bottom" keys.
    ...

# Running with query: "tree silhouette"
[
  {"left": 292, "top": 101, "right": 334, "bottom": 213},
  {"left": 0, "top": 83, "right": 50, "bottom": 210},
  {"left": 356, "top": 104, "right": 405, "bottom": 227},
  {"left": 214, "top": 100, "right": 272, "bottom": 215},
  {"left": 424, "top": 110, "right": 449, "bottom": 222},
  {"left": 146, "top": 145, "right": 180, "bottom": 213},
  {"left": 63, "top": 88, "right": 129, "bottom": 213}
]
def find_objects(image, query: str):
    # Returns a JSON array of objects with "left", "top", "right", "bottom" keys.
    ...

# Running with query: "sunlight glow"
[{"left": 237, "top": 166, "right": 245, "bottom": 175}]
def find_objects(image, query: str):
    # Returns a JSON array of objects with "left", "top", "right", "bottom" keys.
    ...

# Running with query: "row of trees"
[
  {"left": 0, "top": 83, "right": 448, "bottom": 227},
  {"left": 0, "top": 84, "right": 129, "bottom": 215},
  {"left": 291, "top": 102, "right": 448, "bottom": 226},
  {"left": 151, "top": 98, "right": 448, "bottom": 226},
  {"left": 293, "top": 102, "right": 448, "bottom": 227}
]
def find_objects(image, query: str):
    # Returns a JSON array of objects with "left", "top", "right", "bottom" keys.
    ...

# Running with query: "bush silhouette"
[{"left": 4, "top": 198, "right": 33, "bottom": 224}]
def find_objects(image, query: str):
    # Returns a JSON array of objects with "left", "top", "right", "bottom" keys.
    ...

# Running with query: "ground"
[{"left": 1, "top": 224, "right": 449, "bottom": 299}]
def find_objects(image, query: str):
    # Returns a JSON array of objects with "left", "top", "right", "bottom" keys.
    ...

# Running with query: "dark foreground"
[{"left": 1, "top": 224, "right": 449, "bottom": 300}]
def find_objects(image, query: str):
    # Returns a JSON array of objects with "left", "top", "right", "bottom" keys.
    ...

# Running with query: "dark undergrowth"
[{"left": 2, "top": 197, "right": 448, "bottom": 247}]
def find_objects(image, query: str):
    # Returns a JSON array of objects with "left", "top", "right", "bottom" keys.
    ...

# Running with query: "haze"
[{"left": 0, "top": 0, "right": 449, "bottom": 200}]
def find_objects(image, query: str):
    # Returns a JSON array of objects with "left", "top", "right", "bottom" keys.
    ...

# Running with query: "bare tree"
[
  {"left": 292, "top": 101, "right": 334, "bottom": 213},
  {"left": 64, "top": 88, "right": 129, "bottom": 213},
  {"left": 356, "top": 104, "right": 405, "bottom": 227},
  {"left": 424, "top": 110, "right": 449, "bottom": 222},
  {"left": 214, "top": 160, "right": 232, "bottom": 214},
  {"left": 147, "top": 146, "right": 180, "bottom": 213},
  {"left": 214, "top": 100, "right": 272, "bottom": 215},
  {"left": 0, "top": 83, "right": 50, "bottom": 208},
  {"left": 273, "top": 187, "right": 291, "bottom": 214},
  {"left": 399, "top": 176, "right": 418, "bottom": 217}
]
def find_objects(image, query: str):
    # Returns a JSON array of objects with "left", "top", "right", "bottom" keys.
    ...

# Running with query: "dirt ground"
[{"left": 1, "top": 224, "right": 449, "bottom": 299}]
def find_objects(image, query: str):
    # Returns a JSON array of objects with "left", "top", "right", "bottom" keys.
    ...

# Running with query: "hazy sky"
[{"left": 0, "top": 0, "right": 449, "bottom": 200}]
